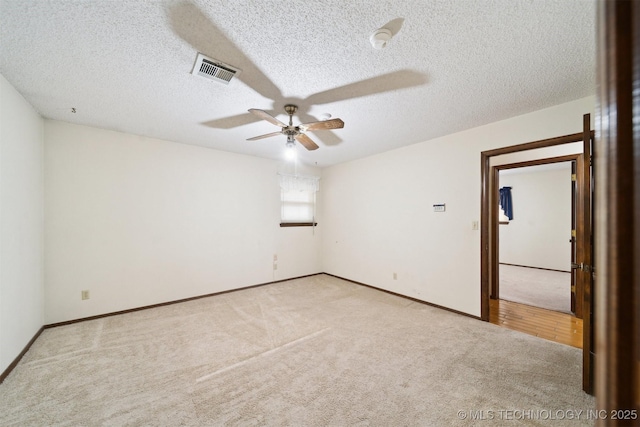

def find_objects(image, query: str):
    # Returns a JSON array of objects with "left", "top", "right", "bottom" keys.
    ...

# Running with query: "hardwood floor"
[{"left": 489, "top": 298, "right": 583, "bottom": 349}]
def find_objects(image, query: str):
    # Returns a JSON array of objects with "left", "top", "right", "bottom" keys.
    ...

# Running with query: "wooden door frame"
[
  {"left": 489, "top": 154, "right": 582, "bottom": 317},
  {"left": 480, "top": 131, "right": 592, "bottom": 321},
  {"left": 595, "top": 0, "right": 640, "bottom": 416}
]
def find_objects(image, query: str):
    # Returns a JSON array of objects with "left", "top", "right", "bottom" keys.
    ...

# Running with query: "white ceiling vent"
[{"left": 191, "top": 53, "right": 240, "bottom": 85}]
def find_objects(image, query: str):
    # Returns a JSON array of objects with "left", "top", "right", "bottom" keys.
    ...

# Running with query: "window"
[
  {"left": 278, "top": 174, "right": 319, "bottom": 227},
  {"left": 499, "top": 207, "right": 510, "bottom": 224},
  {"left": 499, "top": 186, "right": 513, "bottom": 224}
]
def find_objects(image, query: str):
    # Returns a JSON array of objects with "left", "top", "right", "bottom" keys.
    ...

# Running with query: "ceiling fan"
[
  {"left": 246, "top": 104, "right": 344, "bottom": 151},
  {"left": 169, "top": 3, "right": 426, "bottom": 148}
]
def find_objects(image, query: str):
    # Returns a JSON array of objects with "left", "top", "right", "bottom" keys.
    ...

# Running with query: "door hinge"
[
  {"left": 571, "top": 229, "right": 576, "bottom": 238},
  {"left": 571, "top": 174, "right": 577, "bottom": 182},
  {"left": 571, "top": 285, "right": 576, "bottom": 292}
]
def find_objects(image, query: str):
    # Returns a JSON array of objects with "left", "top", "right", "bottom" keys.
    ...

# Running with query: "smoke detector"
[
  {"left": 191, "top": 53, "right": 241, "bottom": 85},
  {"left": 370, "top": 28, "right": 393, "bottom": 49}
]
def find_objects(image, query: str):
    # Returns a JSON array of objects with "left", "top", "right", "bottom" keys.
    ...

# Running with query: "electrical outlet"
[
  {"left": 273, "top": 263, "right": 278, "bottom": 271},
  {"left": 393, "top": 272, "right": 397, "bottom": 280},
  {"left": 81, "top": 290, "right": 90, "bottom": 300},
  {"left": 273, "top": 254, "right": 278, "bottom": 261},
  {"left": 472, "top": 221, "right": 479, "bottom": 230}
]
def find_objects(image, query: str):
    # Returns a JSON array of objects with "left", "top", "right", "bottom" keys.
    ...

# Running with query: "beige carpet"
[
  {"left": 500, "top": 264, "right": 572, "bottom": 314},
  {"left": 0, "top": 274, "right": 594, "bottom": 426}
]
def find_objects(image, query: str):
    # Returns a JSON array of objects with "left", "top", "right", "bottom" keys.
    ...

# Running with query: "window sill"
[{"left": 280, "top": 222, "right": 318, "bottom": 227}]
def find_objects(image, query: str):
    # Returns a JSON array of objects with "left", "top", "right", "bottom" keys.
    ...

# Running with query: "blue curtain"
[{"left": 499, "top": 186, "right": 513, "bottom": 220}]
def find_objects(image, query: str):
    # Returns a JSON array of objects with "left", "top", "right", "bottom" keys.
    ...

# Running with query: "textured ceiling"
[{"left": 0, "top": 0, "right": 595, "bottom": 167}]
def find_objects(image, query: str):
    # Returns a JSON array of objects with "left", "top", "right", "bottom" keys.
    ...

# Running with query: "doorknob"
[{"left": 572, "top": 262, "right": 593, "bottom": 273}]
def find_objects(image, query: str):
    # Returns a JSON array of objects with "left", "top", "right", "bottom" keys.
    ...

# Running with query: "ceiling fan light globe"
[
  {"left": 285, "top": 140, "right": 296, "bottom": 160},
  {"left": 285, "top": 147, "right": 296, "bottom": 161}
]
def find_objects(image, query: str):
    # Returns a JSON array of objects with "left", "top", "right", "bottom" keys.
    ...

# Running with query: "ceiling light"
[
  {"left": 370, "top": 28, "right": 393, "bottom": 49},
  {"left": 285, "top": 140, "right": 296, "bottom": 161}
]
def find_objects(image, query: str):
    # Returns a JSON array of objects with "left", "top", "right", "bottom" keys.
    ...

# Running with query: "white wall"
[
  {"left": 321, "top": 96, "right": 595, "bottom": 317},
  {"left": 44, "top": 121, "right": 321, "bottom": 324},
  {"left": 499, "top": 164, "right": 572, "bottom": 271},
  {"left": 0, "top": 85, "right": 595, "bottom": 368},
  {"left": 0, "top": 75, "right": 45, "bottom": 373}
]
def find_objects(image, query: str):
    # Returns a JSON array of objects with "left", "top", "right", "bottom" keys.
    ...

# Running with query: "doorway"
[
  {"left": 497, "top": 160, "right": 575, "bottom": 315},
  {"left": 480, "top": 114, "right": 594, "bottom": 393}
]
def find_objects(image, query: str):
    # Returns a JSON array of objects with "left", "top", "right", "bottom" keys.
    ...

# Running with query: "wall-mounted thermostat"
[{"left": 433, "top": 204, "right": 446, "bottom": 212}]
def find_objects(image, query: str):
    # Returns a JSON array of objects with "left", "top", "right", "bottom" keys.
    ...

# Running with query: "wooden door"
[
  {"left": 570, "top": 160, "right": 577, "bottom": 316},
  {"left": 577, "top": 114, "right": 594, "bottom": 394}
]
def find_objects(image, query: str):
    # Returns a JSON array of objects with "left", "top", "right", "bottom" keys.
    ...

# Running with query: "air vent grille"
[{"left": 191, "top": 53, "right": 240, "bottom": 85}]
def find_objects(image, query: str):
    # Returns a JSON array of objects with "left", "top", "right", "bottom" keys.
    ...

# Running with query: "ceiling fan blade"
[
  {"left": 248, "top": 109, "right": 286, "bottom": 127},
  {"left": 295, "top": 112, "right": 343, "bottom": 146},
  {"left": 300, "top": 118, "right": 344, "bottom": 131},
  {"left": 295, "top": 133, "right": 320, "bottom": 151},
  {"left": 247, "top": 131, "right": 282, "bottom": 141}
]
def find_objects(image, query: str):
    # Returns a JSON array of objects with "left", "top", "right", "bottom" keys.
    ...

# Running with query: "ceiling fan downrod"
[
  {"left": 284, "top": 104, "right": 297, "bottom": 128},
  {"left": 284, "top": 104, "right": 298, "bottom": 136}
]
